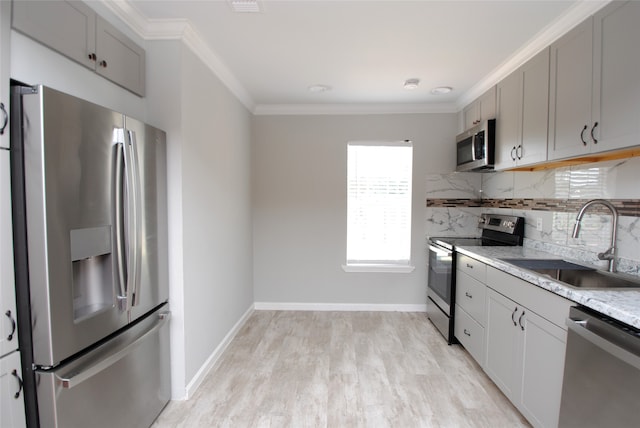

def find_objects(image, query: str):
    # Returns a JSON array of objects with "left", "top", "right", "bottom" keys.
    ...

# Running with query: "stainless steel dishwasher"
[{"left": 558, "top": 306, "right": 640, "bottom": 428}]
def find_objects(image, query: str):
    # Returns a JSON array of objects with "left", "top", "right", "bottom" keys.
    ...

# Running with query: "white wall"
[
  {"left": 145, "top": 40, "right": 255, "bottom": 398},
  {"left": 179, "top": 46, "right": 254, "bottom": 388},
  {"left": 252, "top": 113, "right": 457, "bottom": 307}
]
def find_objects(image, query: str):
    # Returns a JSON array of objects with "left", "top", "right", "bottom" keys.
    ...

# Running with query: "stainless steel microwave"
[{"left": 456, "top": 119, "right": 495, "bottom": 172}]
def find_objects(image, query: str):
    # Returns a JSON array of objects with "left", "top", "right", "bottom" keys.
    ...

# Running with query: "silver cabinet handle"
[
  {"left": 518, "top": 310, "right": 525, "bottom": 331},
  {"left": 511, "top": 307, "right": 518, "bottom": 326},
  {"left": 511, "top": 146, "right": 517, "bottom": 161},
  {"left": 580, "top": 125, "right": 588, "bottom": 146},
  {"left": 466, "top": 263, "right": 473, "bottom": 269},
  {"left": 516, "top": 145, "right": 523, "bottom": 160},
  {"left": 591, "top": 122, "right": 599, "bottom": 144},
  {"left": 463, "top": 329, "right": 471, "bottom": 337},
  {"left": 4, "top": 310, "right": 16, "bottom": 341},
  {"left": 465, "top": 292, "right": 473, "bottom": 299},
  {"left": 0, "top": 102, "right": 7, "bottom": 135},
  {"left": 11, "top": 369, "right": 23, "bottom": 399}
]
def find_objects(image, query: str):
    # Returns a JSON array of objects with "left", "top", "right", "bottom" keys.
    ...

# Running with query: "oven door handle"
[{"left": 429, "top": 244, "right": 453, "bottom": 257}]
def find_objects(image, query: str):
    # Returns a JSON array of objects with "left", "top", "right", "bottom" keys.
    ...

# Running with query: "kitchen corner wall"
[{"left": 426, "top": 157, "right": 640, "bottom": 275}]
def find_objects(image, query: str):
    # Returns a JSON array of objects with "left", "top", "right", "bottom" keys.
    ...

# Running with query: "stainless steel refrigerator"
[{"left": 10, "top": 84, "right": 170, "bottom": 427}]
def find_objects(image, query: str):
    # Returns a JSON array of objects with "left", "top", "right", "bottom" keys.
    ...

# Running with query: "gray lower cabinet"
[
  {"left": 549, "top": 0, "right": 640, "bottom": 160},
  {"left": 0, "top": 351, "right": 26, "bottom": 428},
  {"left": 12, "top": 0, "right": 145, "bottom": 96},
  {"left": 485, "top": 267, "right": 572, "bottom": 428}
]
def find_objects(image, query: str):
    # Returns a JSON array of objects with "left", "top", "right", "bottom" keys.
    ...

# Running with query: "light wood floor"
[{"left": 152, "top": 311, "right": 530, "bottom": 428}]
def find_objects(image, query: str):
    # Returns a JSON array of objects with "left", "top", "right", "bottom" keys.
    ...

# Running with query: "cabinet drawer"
[
  {"left": 455, "top": 304, "right": 485, "bottom": 366},
  {"left": 457, "top": 254, "right": 486, "bottom": 283},
  {"left": 456, "top": 270, "right": 487, "bottom": 326}
]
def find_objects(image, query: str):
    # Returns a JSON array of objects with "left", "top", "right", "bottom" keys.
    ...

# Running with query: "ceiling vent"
[{"left": 228, "top": 0, "right": 262, "bottom": 13}]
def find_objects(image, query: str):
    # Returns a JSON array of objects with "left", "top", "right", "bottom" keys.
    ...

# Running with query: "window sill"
[{"left": 341, "top": 264, "right": 415, "bottom": 273}]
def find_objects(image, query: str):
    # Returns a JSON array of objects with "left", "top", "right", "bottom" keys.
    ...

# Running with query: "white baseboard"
[
  {"left": 254, "top": 302, "right": 427, "bottom": 312},
  {"left": 184, "top": 304, "right": 255, "bottom": 399}
]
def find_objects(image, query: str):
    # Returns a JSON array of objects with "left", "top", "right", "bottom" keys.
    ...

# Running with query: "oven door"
[{"left": 427, "top": 244, "right": 453, "bottom": 314}]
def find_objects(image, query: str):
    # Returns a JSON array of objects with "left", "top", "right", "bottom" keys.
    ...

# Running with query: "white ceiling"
[{"left": 106, "top": 0, "right": 609, "bottom": 114}]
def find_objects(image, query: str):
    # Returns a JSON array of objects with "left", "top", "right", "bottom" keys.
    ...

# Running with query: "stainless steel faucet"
[{"left": 572, "top": 199, "right": 618, "bottom": 272}]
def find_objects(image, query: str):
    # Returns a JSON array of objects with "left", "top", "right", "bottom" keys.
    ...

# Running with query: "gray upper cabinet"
[
  {"left": 495, "top": 48, "right": 549, "bottom": 170},
  {"left": 591, "top": 0, "right": 640, "bottom": 153},
  {"left": 548, "top": 18, "right": 593, "bottom": 160},
  {"left": 12, "top": 0, "right": 145, "bottom": 96},
  {"left": 463, "top": 86, "right": 496, "bottom": 130},
  {"left": 549, "top": 1, "right": 640, "bottom": 160},
  {"left": 95, "top": 17, "right": 145, "bottom": 96}
]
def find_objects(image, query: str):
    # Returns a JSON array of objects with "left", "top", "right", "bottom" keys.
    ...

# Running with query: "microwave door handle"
[
  {"left": 470, "top": 134, "right": 477, "bottom": 161},
  {"left": 113, "top": 132, "right": 128, "bottom": 310}
]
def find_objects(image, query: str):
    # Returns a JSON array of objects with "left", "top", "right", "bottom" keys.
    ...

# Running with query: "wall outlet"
[{"left": 536, "top": 217, "right": 543, "bottom": 231}]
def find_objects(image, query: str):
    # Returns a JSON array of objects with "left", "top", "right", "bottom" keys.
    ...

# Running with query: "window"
[{"left": 344, "top": 141, "right": 414, "bottom": 272}]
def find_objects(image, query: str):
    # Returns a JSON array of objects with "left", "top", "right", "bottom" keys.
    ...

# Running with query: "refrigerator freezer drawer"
[{"left": 35, "top": 307, "right": 170, "bottom": 428}]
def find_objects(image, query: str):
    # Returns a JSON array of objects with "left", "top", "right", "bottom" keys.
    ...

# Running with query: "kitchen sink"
[{"left": 499, "top": 258, "right": 640, "bottom": 290}]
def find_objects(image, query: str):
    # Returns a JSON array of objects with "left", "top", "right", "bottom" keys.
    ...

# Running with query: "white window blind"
[{"left": 346, "top": 141, "right": 413, "bottom": 267}]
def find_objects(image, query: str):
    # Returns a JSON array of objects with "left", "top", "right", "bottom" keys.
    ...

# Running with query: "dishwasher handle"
[{"left": 566, "top": 316, "right": 640, "bottom": 371}]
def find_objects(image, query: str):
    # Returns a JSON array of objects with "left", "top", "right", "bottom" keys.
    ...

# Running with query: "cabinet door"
[
  {"left": 485, "top": 288, "right": 522, "bottom": 402},
  {"left": 548, "top": 18, "right": 593, "bottom": 160},
  {"left": 463, "top": 101, "right": 479, "bottom": 130},
  {"left": 0, "top": 151, "right": 17, "bottom": 357},
  {"left": 0, "top": 351, "right": 26, "bottom": 428},
  {"left": 96, "top": 17, "right": 146, "bottom": 96},
  {"left": 495, "top": 70, "right": 521, "bottom": 170},
  {"left": 592, "top": 0, "right": 640, "bottom": 153},
  {"left": 12, "top": 0, "right": 96, "bottom": 70},
  {"left": 478, "top": 86, "right": 497, "bottom": 122},
  {"left": 519, "top": 48, "right": 549, "bottom": 167},
  {"left": 519, "top": 309, "right": 566, "bottom": 428}
]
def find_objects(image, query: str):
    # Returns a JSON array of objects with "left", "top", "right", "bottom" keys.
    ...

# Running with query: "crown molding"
[
  {"left": 253, "top": 102, "right": 458, "bottom": 116},
  {"left": 456, "top": 0, "right": 611, "bottom": 110},
  {"left": 101, "top": 0, "right": 610, "bottom": 116},
  {"left": 98, "top": 0, "right": 255, "bottom": 112}
]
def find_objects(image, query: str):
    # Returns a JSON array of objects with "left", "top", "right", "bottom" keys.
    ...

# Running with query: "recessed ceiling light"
[
  {"left": 308, "top": 84, "right": 332, "bottom": 93},
  {"left": 228, "top": 0, "right": 262, "bottom": 13},
  {"left": 431, "top": 86, "right": 453, "bottom": 95},
  {"left": 403, "top": 78, "right": 420, "bottom": 90}
]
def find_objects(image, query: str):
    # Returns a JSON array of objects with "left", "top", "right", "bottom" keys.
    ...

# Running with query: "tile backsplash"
[{"left": 425, "top": 157, "right": 640, "bottom": 275}]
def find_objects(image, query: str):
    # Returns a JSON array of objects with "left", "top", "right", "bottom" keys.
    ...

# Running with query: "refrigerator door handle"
[
  {"left": 113, "top": 131, "right": 129, "bottom": 310},
  {"left": 125, "top": 129, "right": 142, "bottom": 308},
  {"left": 54, "top": 311, "right": 170, "bottom": 389}
]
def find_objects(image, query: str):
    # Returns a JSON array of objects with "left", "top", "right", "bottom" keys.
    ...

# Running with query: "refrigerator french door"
[{"left": 11, "top": 84, "right": 170, "bottom": 427}]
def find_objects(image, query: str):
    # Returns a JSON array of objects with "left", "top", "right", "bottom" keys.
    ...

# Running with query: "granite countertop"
[{"left": 455, "top": 245, "right": 640, "bottom": 329}]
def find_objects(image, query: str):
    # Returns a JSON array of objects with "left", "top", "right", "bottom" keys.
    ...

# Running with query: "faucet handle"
[{"left": 597, "top": 247, "right": 615, "bottom": 261}]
